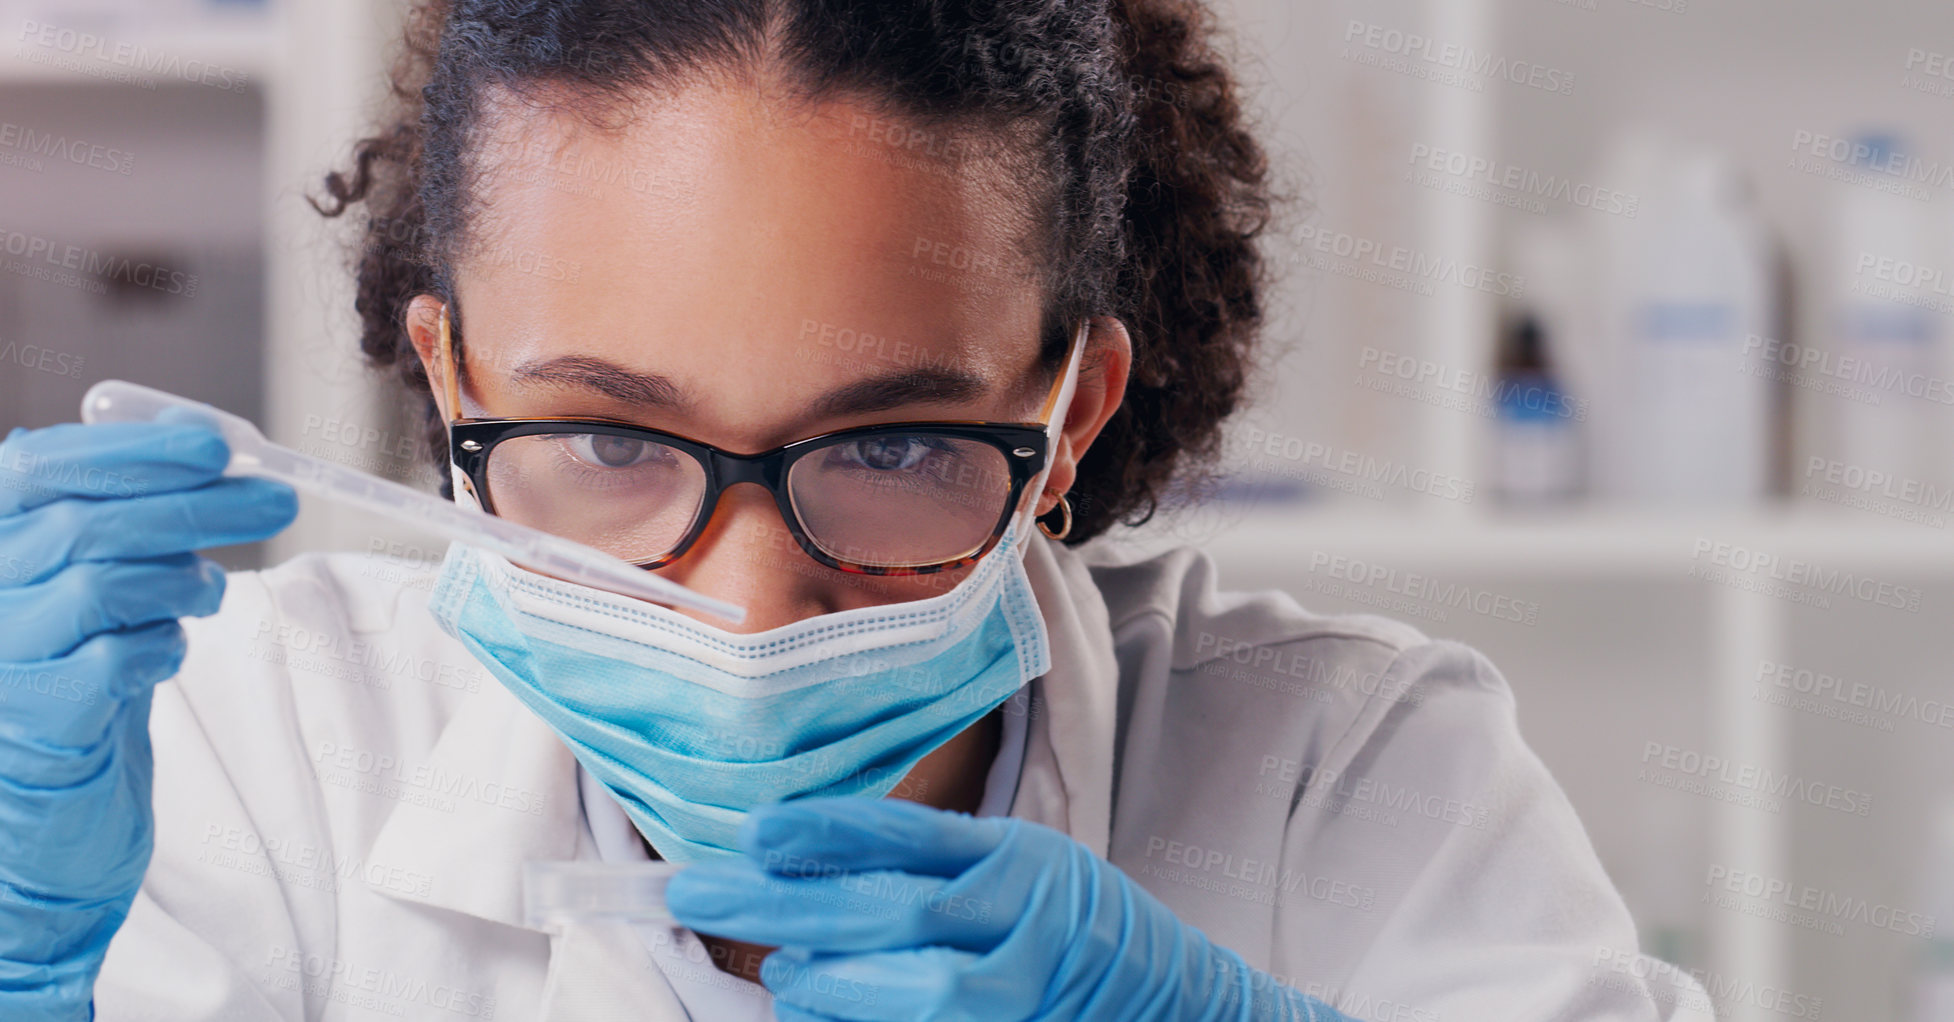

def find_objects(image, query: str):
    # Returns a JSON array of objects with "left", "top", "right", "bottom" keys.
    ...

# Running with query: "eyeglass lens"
[{"left": 480, "top": 430, "right": 1015, "bottom": 569}]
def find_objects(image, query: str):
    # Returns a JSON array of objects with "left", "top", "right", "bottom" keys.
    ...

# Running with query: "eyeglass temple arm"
[
  {"left": 438, "top": 303, "right": 463, "bottom": 426},
  {"left": 1013, "top": 319, "right": 1091, "bottom": 528},
  {"left": 1037, "top": 320, "right": 1091, "bottom": 431}
]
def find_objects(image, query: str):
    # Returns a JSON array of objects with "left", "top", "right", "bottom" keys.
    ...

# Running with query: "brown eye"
[
  {"left": 835, "top": 436, "right": 944, "bottom": 472},
  {"left": 565, "top": 433, "right": 664, "bottom": 469}
]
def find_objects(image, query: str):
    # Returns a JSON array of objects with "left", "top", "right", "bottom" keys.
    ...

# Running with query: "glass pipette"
[{"left": 80, "top": 379, "right": 746, "bottom": 624}]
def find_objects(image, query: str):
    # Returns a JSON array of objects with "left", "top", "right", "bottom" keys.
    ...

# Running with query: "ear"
[
  {"left": 1035, "top": 316, "right": 1132, "bottom": 519},
  {"left": 405, "top": 293, "right": 455, "bottom": 420}
]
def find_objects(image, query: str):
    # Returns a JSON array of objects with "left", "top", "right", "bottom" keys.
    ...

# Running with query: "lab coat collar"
[
  {"left": 1014, "top": 533, "right": 1120, "bottom": 858},
  {"left": 356, "top": 651, "right": 690, "bottom": 1015},
  {"left": 361, "top": 531, "right": 1122, "bottom": 924},
  {"left": 362, "top": 673, "right": 586, "bottom": 929}
]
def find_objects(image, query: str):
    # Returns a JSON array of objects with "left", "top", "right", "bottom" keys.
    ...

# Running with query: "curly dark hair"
[{"left": 313, "top": 0, "right": 1275, "bottom": 544}]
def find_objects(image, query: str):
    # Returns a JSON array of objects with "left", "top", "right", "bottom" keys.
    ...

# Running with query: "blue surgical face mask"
[{"left": 426, "top": 513, "right": 1051, "bottom": 863}]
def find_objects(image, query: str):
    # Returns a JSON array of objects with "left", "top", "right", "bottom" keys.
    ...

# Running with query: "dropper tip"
[{"left": 704, "top": 603, "right": 749, "bottom": 626}]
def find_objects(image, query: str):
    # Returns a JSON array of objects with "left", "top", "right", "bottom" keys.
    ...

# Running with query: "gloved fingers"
[
  {"left": 0, "top": 621, "right": 185, "bottom": 753},
  {"left": 739, "top": 797, "right": 1014, "bottom": 878},
  {"left": 0, "top": 907, "right": 130, "bottom": 991},
  {"left": 669, "top": 857, "right": 1011, "bottom": 953},
  {"left": 0, "top": 555, "right": 223, "bottom": 662},
  {"left": 0, "top": 421, "right": 232, "bottom": 516},
  {"left": 0, "top": 692, "right": 154, "bottom": 902},
  {"left": 0, "top": 477, "right": 296, "bottom": 576},
  {"left": 762, "top": 945, "right": 1024, "bottom": 1022}
]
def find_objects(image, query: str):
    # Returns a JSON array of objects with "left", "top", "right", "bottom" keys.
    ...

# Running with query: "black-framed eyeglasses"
[{"left": 435, "top": 305, "right": 1085, "bottom": 576}]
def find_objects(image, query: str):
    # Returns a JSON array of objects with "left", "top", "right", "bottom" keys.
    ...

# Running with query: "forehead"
[{"left": 450, "top": 77, "right": 1049, "bottom": 371}]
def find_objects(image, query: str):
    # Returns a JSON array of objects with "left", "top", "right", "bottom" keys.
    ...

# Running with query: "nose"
[{"left": 652, "top": 482, "right": 839, "bottom": 633}]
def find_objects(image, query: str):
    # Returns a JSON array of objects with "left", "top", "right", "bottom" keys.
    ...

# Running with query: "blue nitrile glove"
[
  {"left": 666, "top": 796, "right": 1355, "bottom": 1022},
  {"left": 0, "top": 421, "right": 298, "bottom": 1021}
]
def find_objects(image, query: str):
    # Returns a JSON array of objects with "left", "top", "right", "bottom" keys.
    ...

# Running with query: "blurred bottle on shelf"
[
  {"left": 1597, "top": 147, "right": 1778, "bottom": 505},
  {"left": 1521, "top": 131, "right": 1782, "bottom": 508},
  {"left": 1492, "top": 313, "right": 1582, "bottom": 505},
  {"left": 1826, "top": 133, "right": 1948, "bottom": 495}
]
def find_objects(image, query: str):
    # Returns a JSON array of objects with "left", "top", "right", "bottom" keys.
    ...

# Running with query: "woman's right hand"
[{"left": 0, "top": 420, "right": 297, "bottom": 1021}]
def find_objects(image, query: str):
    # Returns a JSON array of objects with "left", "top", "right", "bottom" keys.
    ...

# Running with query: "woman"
[{"left": 0, "top": 1, "right": 1708, "bottom": 1019}]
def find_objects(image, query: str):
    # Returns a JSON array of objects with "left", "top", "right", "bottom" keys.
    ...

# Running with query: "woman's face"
[{"left": 408, "top": 78, "right": 1129, "bottom": 631}]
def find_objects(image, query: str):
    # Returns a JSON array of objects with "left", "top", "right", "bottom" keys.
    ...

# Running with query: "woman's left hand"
[{"left": 664, "top": 796, "right": 1351, "bottom": 1022}]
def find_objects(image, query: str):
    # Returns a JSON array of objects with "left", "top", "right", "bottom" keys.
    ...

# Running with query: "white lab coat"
[{"left": 95, "top": 532, "right": 1713, "bottom": 1021}]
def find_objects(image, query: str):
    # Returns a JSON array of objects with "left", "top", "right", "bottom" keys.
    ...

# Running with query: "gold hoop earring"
[{"left": 1038, "top": 492, "right": 1074, "bottom": 541}]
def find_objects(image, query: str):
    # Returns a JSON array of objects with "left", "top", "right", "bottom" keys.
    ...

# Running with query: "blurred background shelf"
[{"left": 1111, "top": 502, "right": 1954, "bottom": 573}]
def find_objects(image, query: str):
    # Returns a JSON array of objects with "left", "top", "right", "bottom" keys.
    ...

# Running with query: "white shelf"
[{"left": 1102, "top": 502, "right": 1954, "bottom": 575}]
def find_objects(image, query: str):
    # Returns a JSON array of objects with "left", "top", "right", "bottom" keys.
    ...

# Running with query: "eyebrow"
[
  {"left": 508, "top": 355, "right": 991, "bottom": 420},
  {"left": 512, "top": 356, "right": 689, "bottom": 410}
]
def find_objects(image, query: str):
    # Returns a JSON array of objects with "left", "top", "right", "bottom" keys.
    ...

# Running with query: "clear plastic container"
[{"left": 522, "top": 861, "right": 681, "bottom": 932}]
